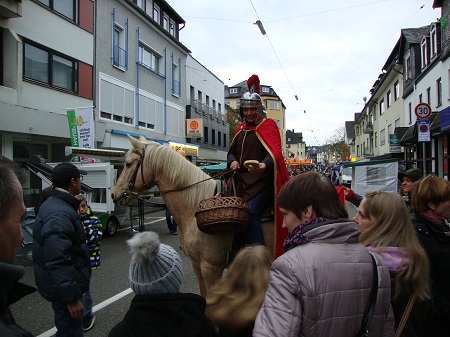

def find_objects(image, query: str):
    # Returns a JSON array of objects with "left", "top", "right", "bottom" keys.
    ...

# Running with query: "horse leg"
[
  {"left": 200, "top": 261, "right": 226, "bottom": 297},
  {"left": 262, "top": 219, "right": 275, "bottom": 258},
  {"left": 192, "top": 263, "right": 207, "bottom": 297}
]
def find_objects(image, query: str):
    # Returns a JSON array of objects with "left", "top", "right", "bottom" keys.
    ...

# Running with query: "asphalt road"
[
  {"left": 12, "top": 201, "right": 357, "bottom": 337},
  {"left": 12, "top": 204, "right": 199, "bottom": 337}
]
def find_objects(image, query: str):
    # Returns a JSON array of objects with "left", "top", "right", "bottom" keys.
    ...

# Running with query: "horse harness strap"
[{"left": 129, "top": 145, "right": 148, "bottom": 191}]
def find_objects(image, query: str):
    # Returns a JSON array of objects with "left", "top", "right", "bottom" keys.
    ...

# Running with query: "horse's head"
[{"left": 111, "top": 135, "right": 156, "bottom": 205}]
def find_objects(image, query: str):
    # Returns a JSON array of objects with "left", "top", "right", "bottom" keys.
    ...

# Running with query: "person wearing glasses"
[{"left": 33, "top": 162, "right": 91, "bottom": 337}]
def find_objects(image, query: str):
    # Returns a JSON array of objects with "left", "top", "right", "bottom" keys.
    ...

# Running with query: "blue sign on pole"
[{"left": 418, "top": 119, "right": 431, "bottom": 142}]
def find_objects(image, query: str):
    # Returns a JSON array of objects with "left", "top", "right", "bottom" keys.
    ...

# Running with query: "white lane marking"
[
  {"left": 117, "top": 217, "right": 165, "bottom": 232},
  {"left": 36, "top": 288, "right": 134, "bottom": 337}
]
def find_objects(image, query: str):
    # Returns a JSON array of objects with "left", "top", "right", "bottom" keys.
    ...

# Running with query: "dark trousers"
[
  {"left": 52, "top": 300, "right": 83, "bottom": 337},
  {"left": 246, "top": 185, "right": 273, "bottom": 245}
]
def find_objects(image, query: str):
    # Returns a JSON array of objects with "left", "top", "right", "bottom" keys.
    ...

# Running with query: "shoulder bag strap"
[
  {"left": 357, "top": 253, "right": 379, "bottom": 337},
  {"left": 394, "top": 293, "right": 417, "bottom": 337}
]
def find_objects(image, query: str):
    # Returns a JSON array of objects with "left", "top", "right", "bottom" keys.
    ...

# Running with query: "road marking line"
[
  {"left": 117, "top": 217, "right": 165, "bottom": 232},
  {"left": 36, "top": 288, "right": 134, "bottom": 337}
]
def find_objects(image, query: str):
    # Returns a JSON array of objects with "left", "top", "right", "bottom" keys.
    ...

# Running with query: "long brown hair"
[
  {"left": 206, "top": 245, "right": 272, "bottom": 331},
  {"left": 359, "top": 191, "right": 430, "bottom": 301},
  {"left": 277, "top": 171, "right": 348, "bottom": 219}
]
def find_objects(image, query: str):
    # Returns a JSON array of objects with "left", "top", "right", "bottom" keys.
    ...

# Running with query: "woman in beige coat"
[{"left": 253, "top": 171, "right": 395, "bottom": 337}]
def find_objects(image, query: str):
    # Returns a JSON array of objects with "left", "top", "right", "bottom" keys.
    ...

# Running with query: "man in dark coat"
[
  {"left": 0, "top": 155, "right": 36, "bottom": 337},
  {"left": 33, "top": 162, "right": 91, "bottom": 337}
]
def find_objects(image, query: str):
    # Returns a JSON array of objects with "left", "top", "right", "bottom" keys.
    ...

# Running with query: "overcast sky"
[{"left": 168, "top": 0, "right": 440, "bottom": 146}]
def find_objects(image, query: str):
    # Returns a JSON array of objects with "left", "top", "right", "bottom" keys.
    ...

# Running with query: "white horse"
[{"left": 111, "top": 135, "right": 274, "bottom": 296}]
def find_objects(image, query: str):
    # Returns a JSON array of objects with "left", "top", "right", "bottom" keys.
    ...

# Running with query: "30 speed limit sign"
[{"left": 415, "top": 103, "right": 432, "bottom": 119}]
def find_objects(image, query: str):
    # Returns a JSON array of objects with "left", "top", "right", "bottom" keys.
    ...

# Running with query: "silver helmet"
[
  {"left": 239, "top": 91, "right": 264, "bottom": 119},
  {"left": 240, "top": 91, "right": 263, "bottom": 109}
]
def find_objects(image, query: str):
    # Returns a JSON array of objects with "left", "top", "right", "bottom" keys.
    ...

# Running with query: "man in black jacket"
[
  {"left": 0, "top": 155, "right": 36, "bottom": 336},
  {"left": 33, "top": 162, "right": 90, "bottom": 337}
]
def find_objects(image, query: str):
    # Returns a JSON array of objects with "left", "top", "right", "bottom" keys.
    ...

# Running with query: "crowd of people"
[{"left": 2, "top": 75, "right": 450, "bottom": 337}]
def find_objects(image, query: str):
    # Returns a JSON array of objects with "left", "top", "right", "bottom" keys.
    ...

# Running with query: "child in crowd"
[
  {"left": 206, "top": 245, "right": 272, "bottom": 337},
  {"left": 76, "top": 194, "right": 102, "bottom": 332},
  {"left": 108, "top": 231, "right": 218, "bottom": 337}
]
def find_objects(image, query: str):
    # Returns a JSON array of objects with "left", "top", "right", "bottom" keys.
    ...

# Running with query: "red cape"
[{"left": 234, "top": 119, "right": 290, "bottom": 258}]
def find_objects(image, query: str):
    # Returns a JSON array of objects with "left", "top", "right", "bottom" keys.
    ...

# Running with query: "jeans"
[
  {"left": 82, "top": 289, "right": 93, "bottom": 319},
  {"left": 246, "top": 185, "right": 273, "bottom": 245},
  {"left": 52, "top": 300, "right": 83, "bottom": 337},
  {"left": 166, "top": 208, "right": 177, "bottom": 232}
]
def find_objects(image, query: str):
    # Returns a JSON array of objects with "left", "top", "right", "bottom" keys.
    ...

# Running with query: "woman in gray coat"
[{"left": 253, "top": 171, "right": 395, "bottom": 337}]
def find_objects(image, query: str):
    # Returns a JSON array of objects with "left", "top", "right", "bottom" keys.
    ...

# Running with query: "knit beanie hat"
[{"left": 128, "top": 231, "right": 183, "bottom": 295}]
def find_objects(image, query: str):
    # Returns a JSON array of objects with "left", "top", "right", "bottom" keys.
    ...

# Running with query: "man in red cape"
[{"left": 228, "top": 75, "right": 289, "bottom": 258}]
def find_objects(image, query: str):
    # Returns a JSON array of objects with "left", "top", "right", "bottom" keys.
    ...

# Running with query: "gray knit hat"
[{"left": 127, "top": 231, "right": 183, "bottom": 295}]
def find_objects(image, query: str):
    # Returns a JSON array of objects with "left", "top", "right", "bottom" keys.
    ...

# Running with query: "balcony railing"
[
  {"left": 113, "top": 45, "right": 126, "bottom": 68},
  {"left": 363, "top": 147, "right": 374, "bottom": 157},
  {"left": 172, "top": 79, "right": 181, "bottom": 96},
  {"left": 363, "top": 122, "right": 373, "bottom": 134}
]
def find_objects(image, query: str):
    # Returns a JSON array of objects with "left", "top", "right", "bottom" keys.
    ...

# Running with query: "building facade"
[{"left": 0, "top": 0, "right": 95, "bottom": 206}]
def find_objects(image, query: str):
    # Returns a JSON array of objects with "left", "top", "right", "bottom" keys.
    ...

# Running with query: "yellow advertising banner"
[
  {"left": 186, "top": 119, "right": 203, "bottom": 138},
  {"left": 169, "top": 142, "right": 199, "bottom": 156}
]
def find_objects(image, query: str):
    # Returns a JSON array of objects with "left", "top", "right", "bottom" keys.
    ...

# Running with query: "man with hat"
[
  {"left": 33, "top": 162, "right": 91, "bottom": 337},
  {"left": 398, "top": 168, "right": 423, "bottom": 210}
]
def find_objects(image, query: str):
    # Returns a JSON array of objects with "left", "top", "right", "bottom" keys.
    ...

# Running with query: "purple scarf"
[
  {"left": 282, "top": 217, "right": 330, "bottom": 253},
  {"left": 420, "top": 210, "right": 450, "bottom": 232}
]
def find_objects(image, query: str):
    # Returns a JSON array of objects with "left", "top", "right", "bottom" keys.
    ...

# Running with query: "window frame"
[
  {"left": 379, "top": 99, "right": 385, "bottom": 115},
  {"left": 23, "top": 40, "right": 78, "bottom": 94},
  {"left": 113, "top": 23, "right": 127, "bottom": 70},
  {"left": 394, "top": 80, "right": 400, "bottom": 101},
  {"left": 229, "top": 88, "right": 237, "bottom": 94},
  {"left": 36, "top": 0, "right": 79, "bottom": 23},
  {"left": 421, "top": 37, "right": 428, "bottom": 69},
  {"left": 437, "top": 77, "right": 442, "bottom": 107},
  {"left": 138, "top": 42, "right": 163, "bottom": 77}
]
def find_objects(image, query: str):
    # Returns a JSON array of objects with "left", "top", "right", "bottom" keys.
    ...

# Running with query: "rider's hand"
[
  {"left": 249, "top": 162, "right": 266, "bottom": 173},
  {"left": 230, "top": 161, "right": 240, "bottom": 171}
]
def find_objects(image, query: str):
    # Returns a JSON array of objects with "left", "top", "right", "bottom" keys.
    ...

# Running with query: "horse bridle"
[
  {"left": 124, "top": 144, "right": 235, "bottom": 199},
  {"left": 127, "top": 145, "right": 149, "bottom": 192}
]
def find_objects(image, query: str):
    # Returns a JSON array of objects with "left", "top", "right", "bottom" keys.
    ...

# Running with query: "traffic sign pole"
[{"left": 415, "top": 104, "right": 432, "bottom": 175}]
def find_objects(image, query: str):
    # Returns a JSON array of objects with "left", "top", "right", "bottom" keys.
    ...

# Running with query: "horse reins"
[{"left": 125, "top": 144, "right": 235, "bottom": 200}]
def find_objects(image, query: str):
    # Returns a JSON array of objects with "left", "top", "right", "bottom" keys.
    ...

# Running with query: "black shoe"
[
  {"left": 170, "top": 230, "right": 178, "bottom": 235},
  {"left": 83, "top": 315, "right": 95, "bottom": 332}
]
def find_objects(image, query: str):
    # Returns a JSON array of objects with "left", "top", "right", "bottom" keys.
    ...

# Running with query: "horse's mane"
[{"left": 142, "top": 142, "right": 216, "bottom": 209}]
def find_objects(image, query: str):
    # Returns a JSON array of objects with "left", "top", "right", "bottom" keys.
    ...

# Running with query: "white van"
[{"left": 339, "top": 165, "right": 352, "bottom": 188}]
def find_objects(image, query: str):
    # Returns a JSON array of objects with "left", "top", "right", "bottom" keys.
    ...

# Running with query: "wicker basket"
[{"left": 195, "top": 195, "right": 250, "bottom": 234}]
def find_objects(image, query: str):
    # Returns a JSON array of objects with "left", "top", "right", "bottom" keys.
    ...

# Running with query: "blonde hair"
[
  {"left": 359, "top": 191, "right": 430, "bottom": 301},
  {"left": 75, "top": 194, "right": 86, "bottom": 202},
  {"left": 206, "top": 245, "right": 273, "bottom": 331}
]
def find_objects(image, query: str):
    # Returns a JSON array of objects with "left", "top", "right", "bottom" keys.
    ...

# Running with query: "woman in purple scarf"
[{"left": 253, "top": 171, "right": 394, "bottom": 337}]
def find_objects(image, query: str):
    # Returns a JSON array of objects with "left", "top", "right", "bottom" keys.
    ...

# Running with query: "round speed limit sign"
[{"left": 415, "top": 103, "right": 432, "bottom": 119}]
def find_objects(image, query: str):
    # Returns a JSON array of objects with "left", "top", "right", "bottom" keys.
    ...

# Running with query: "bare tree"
[{"left": 323, "top": 126, "right": 350, "bottom": 162}]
